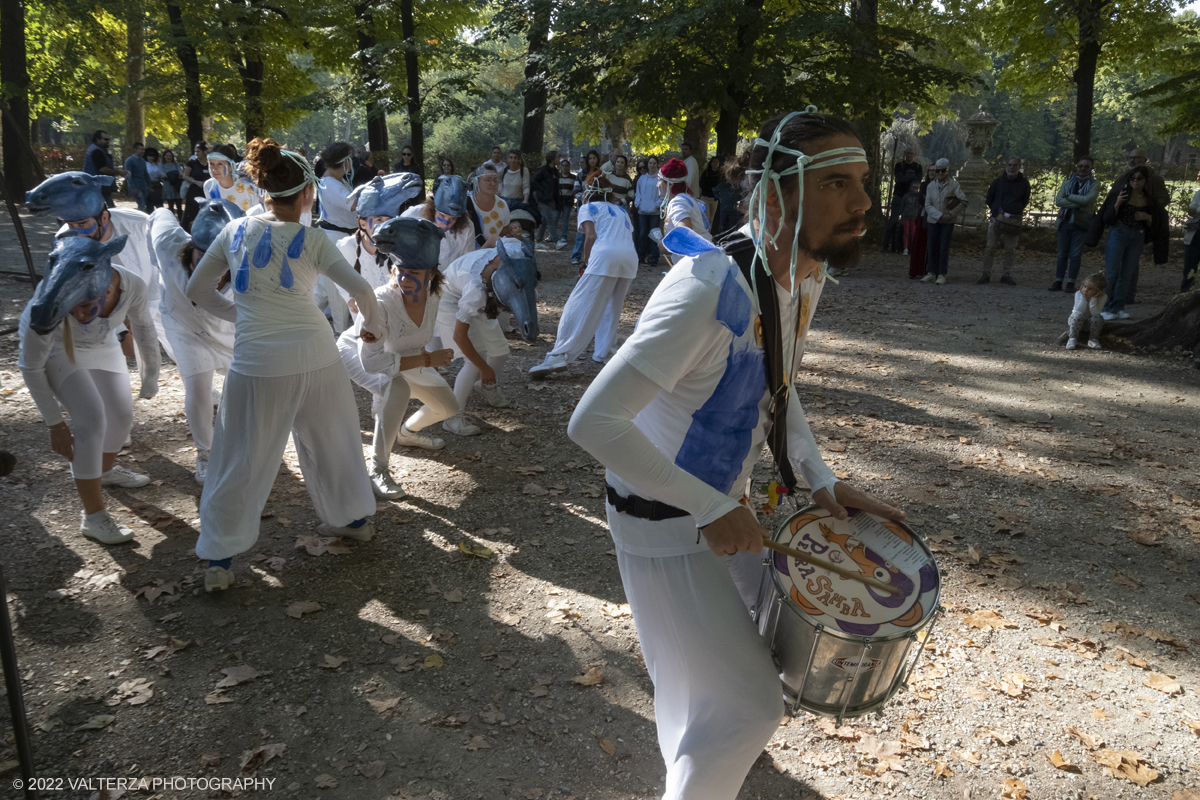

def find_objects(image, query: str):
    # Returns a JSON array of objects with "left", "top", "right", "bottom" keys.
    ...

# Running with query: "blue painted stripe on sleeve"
[
  {"left": 662, "top": 227, "right": 718, "bottom": 258},
  {"left": 715, "top": 263, "right": 751, "bottom": 336}
]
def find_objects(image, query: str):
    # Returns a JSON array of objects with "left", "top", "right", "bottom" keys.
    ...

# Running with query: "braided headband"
[
  {"left": 265, "top": 150, "right": 318, "bottom": 198},
  {"left": 746, "top": 106, "right": 867, "bottom": 293},
  {"left": 207, "top": 152, "right": 236, "bottom": 169}
]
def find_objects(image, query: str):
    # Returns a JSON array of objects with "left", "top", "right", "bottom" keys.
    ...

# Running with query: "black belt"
[
  {"left": 318, "top": 220, "right": 356, "bottom": 235},
  {"left": 605, "top": 483, "right": 689, "bottom": 521}
]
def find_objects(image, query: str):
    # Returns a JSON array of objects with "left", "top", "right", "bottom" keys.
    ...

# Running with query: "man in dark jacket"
[
  {"left": 978, "top": 157, "right": 1031, "bottom": 285},
  {"left": 884, "top": 148, "right": 924, "bottom": 252},
  {"left": 531, "top": 150, "right": 560, "bottom": 247}
]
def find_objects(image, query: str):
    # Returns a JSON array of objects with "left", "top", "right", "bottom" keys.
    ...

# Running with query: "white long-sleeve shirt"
[
  {"left": 924, "top": 178, "right": 967, "bottom": 223},
  {"left": 1070, "top": 289, "right": 1108, "bottom": 318},
  {"left": 187, "top": 216, "right": 379, "bottom": 377}
]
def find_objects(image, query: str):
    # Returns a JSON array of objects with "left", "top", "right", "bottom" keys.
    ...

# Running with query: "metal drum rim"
[{"left": 768, "top": 503, "right": 941, "bottom": 644}]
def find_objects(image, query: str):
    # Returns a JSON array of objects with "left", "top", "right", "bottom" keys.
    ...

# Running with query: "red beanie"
[{"left": 659, "top": 158, "right": 690, "bottom": 196}]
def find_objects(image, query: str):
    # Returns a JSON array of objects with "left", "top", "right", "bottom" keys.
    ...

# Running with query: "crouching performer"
[
  {"left": 337, "top": 217, "right": 463, "bottom": 499},
  {"left": 19, "top": 233, "right": 160, "bottom": 544},
  {"left": 568, "top": 110, "right": 906, "bottom": 800}
]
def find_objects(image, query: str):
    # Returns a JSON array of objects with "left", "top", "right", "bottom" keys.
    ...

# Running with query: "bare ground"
[{"left": 0, "top": 205, "right": 1198, "bottom": 800}]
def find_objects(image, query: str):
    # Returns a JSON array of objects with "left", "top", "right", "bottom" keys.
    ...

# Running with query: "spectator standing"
[
  {"left": 1050, "top": 156, "right": 1100, "bottom": 292},
  {"left": 608, "top": 155, "right": 633, "bottom": 208},
  {"left": 499, "top": 150, "right": 530, "bottom": 207},
  {"left": 392, "top": 145, "right": 422, "bottom": 178},
  {"left": 160, "top": 149, "right": 183, "bottom": 219},
  {"left": 84, "top": 130, "right": 126, "bottom": 208},
  {"left": 181, "top": 142, "right": 211, "bottom": 232},
  {"left": 433, "top": 158, "right": 456, "bottom": 196},
  {"left": 698, "top": 156, "right": 721, "bottom": 227},
  {"left": 884, "top": 147, "right": 924, "bottom": 252},
  {"left": 477, "top": 146, "right": 505, "bottom": 178},
  {"left": 556, "top": 156, "right": 575, "bottom": 249},
  {"left": 1122, "top": 148, "right": 1169, "bottom": 303},
  {"left": 1093, "top": 167, "right": 1169, "bottom": 320},
  {"left": 680, "top": 141, "right": 700, "bottom": 198},
  {"left": 908, "top": 167, "right": 934, "bottom": 279},
  {"left": 531, "top": 150, "right": 561, "bottom": 248},
  {"left": 1182, "top": 171, "right": 1200, "bottom": 292},
  {"left": 353, "top": 151, "right": 377, "bottom": 187},
  {"left": 633, "top": 155, "right": 661, "bottom": 267},
  {"left": 144, "top": 148, "right": 164, "bottom": 210},
  {"left": 123, "top": 142, "right": 150, "bottom": 212},
  {"left": 977, "top": 157, "right": 1031, "bottom": 285},
  {"left": 921, "top": 158, "right": 967, "bottom": 284},
  {"left": 601, "top": 149, "right": 620, "bottom": 175},
  {"left": 898, "top": 181, "right": 921, "bottom": 254},
  {"left": 711, "top": 161, "right": 743, "bottom": 240},
  {"left": 572, "top": 150, "right": 603, "bottom": 264}
]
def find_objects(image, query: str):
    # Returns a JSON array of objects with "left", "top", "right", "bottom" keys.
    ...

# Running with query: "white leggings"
[
  {"left": 372, "top": 371, "right": 460, "bottom": 471},
  {"left": 182, "top": 369, "right": 222, "bottom": 452},
  {"left": 453, "top": 354, "right": 509, "bottom": 410},
  {"left": 196, "top": 361, "right": 376, "bottom": 561},
  {"left": 57, "top": 369, "right": 133, "bottom": 480},
  {"left": 549, "top": 274, "right": 632, "bottom": 363}
]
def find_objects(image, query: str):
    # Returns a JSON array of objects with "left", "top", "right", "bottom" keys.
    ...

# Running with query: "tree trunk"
[
  {"left": 1072, "top": 0, "right": 1107, "bottom": 160},
  {"left": 238, "top": 55, "right": 266, "bottom": 141},
  {"left": 400, "top": 0, "right": 423, "bottom": 172},
  {"left": 850, "top": 0, "right": 885, "bottom": 227},
  {"left": 165, "top": 1, "right": 204, "bottom": 149},
  {"left": 715, "top": 0, "right": 764, "bottom": 156},
  {"left": 602, "top": 117, "right": 629, "bottom": 156},
  {"left": 1055, "top": 291, "right": 1200, "bottom": 366},
  {"left": 519, "top": 0, "right": 551, "bottom": 157},
  {"left": 124, "top": 0, "right": 145, "bottom": 150},
  {"left": 0, "top": 0, "right": 37, "bottom": 196},
  {"left": 683, "top": 111, "right": 712, "bottom": 162},
  {"left": 356, "top": 2, "right": 388, "bottom": 159}
]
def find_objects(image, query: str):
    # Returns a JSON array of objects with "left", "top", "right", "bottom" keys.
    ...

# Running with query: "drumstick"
[{"left": 761, "top": 536, "right": 900, "bottom": 597}]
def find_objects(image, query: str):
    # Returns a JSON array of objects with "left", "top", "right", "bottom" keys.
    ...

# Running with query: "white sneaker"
[
  {"left": 395, "top": 424, "right": 444, "bottom": 450},
  {"left": 474, "top": 381, "right": 511, "bottom": 408},
  {"left": 195, "top": 450, "right": 209, "bottom": 485},
  {"left": 205, "top": 566, "right": 234, "bottom": 593},
  {"left": 555, "top": 240, "right": 566, "bottom": 250},
  {"left": 1116, "top": 310, "right": 1130, "bottom": 320},
  {"left": 1088, "top": 340, "right": 1102, "bottom": 350},
  {"left": 529, "top": 353, "right": 569, "bottom": 378},
  {"left": 317, "top": 519, "right": 375, "bottom": 542},
  {"left": 921, "top": 274, "right": 935, "bottom": 283},
  {"left": 1065, "top": 338, "right": 1078, "bottom": 350},
  {"left": 935, "top": 275, "right": 946, "bottom": 285},
  {"left": 100, "top": 465, "right": 151, "bottom": 488},
  {"left": 80, "top": 511, "right": 134, "bottom": 545},
  {"left": 1100, "top": 311, "right": 1116, "bottom": 320},
  {"left": 902, "top": 248, "right": 909, "bottom": 255},
  {"left": 369, "top": 469, "right": 406, "bottom": 499},
  {"left": 443, "top": 414, "right": 481, "bottom": 436}
]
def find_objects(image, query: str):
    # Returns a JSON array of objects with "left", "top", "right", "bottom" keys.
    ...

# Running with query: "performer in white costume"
[
  {"left": 659, "top": 157, "right": 711, "bottom": 241},
  {"left": 18, "top": 213, "right": 159, "bottom": 545},
  {"left": 404, "top": 175, "right": 476, "bottom": 270},
  {"left": 315, "top": 142, "right": 359, "bottom": 333},
  {"left": 186, "top": 138, "right": 382, "bottom": 593},
  {"left": 335, "top": 172, "right": 426, "bottom": 301},
  {"left": 202, "top": 143, "right": 265, "bottom": 215},
  {"left": 569, "top": 110, "right": 906, "bottom": 800},
  {"left": 146, "top": 199, "right": 242, "bottom": 484},
  {"left": 530, "top": 171, "right": 637, "bottom": 377},
  {"left": 338, "top": 217, "right": 466, "bottom": 499}
]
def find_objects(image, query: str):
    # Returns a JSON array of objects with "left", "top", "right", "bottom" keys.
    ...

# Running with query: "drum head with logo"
[{"left": 771, "top": 505, "right": 939, "bottom": 639}]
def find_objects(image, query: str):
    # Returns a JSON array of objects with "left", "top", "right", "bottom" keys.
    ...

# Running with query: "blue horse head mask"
[
  {"left": 492, "top": 239, "right": 539, "bottom": 343},
  {"left": 28, "top": 233, "right": 129, "bottom": 335}
]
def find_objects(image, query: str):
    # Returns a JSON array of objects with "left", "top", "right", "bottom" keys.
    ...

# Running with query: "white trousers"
[
  {"left": 611, "top": 511, "right": 784, "bottom": 800},
  {"left": 182, "top": 369, "right": 223, "bottom": 452},
  {"left": 371, "top": 370, "right": 460, "bottom": 471},
  {"left": 56, "top": 369, "right": 133, "bottom": 480},
  {"left": 196, "top": 361, "right": 375, "bottom": 560},
  {"left": 550, "top": 274, "right": 632, "bottom": 364}
]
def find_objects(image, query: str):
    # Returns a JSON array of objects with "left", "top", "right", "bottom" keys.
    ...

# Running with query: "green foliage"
[{"left": 1133, "top": 14, "right": 1200, "bottom": 145}]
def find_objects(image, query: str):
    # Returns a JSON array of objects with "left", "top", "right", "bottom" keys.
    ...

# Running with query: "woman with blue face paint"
[
  {"left": 406, "top": 174, "right": 476, "bottom": 271},
  {"left": 147, "top": 199, "right": 242, "bottom": 485},
  {"left": 338, "top": 217, "right": 466, "bottom": 499},
  {"left": 202, "top": 144, "right": 265, "bottom": 215},
  {"left": 186, "top": 138, "right": 383, "bottom": 593},
  {"left": 19, "top": 234, "right": 160, "bottom": 546}
]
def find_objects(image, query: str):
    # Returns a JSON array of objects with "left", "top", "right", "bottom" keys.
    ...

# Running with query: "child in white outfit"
[{"left": 1066, "top": 271, "right": 1108, "bottom": 351}]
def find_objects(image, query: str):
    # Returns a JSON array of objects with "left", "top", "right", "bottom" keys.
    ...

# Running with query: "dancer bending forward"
[
  {"left": 530, "top": 171, "right": 637, "bottom": 377},
  {"left": 338, "top": 217, "right": 464, "bottom": 499},
  {"left": 186, "top": 138, "right": 382, "bottom": 593}
]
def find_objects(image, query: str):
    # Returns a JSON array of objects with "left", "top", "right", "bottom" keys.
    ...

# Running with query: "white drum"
[{"left": 755, "top": 504, "right": 942, "bottom": 720}]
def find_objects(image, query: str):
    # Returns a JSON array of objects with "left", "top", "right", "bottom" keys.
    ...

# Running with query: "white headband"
[
  {"left": 746, "top": 106, "right": 867, "bottom": 293},
  {"left": 267, "top": 150, "right": 318, "bottom": 198}
]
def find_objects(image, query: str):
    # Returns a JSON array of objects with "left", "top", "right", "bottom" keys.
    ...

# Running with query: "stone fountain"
[{"left": 954, "top": 106, "right": 1001, "bottom": 229}]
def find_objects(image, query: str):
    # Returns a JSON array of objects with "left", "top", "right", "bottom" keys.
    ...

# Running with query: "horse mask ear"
[{"left": 99, "top": 235, "right": 129, "bottom": 259}]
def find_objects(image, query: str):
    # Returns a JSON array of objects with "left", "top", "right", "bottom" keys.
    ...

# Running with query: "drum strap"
[
  {"left": 718, "top": 230, "right": 803, "bottom": 493},
  {"left": 605, "top": 483, "right": 689, "bottom": 521}
]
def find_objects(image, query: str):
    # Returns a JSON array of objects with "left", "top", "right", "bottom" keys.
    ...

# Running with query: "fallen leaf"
[
  {"left": 315, "top": 774, "right": 338, "bottom": 789},
  {"left": 1184, "top": 719, "right": 1200, "bottom": 735},
  {"left": 1144, "top": 672, "right": 1182, "bottom": 695},
  {"left": 1064, "top": 726, "right": 1104, "bottom": 750},
  {"left": 1093, "top": 708, "right": 1112, "bottom": 720},
  {"left": 963, "top": 610, "right": 1017, "bottom": 630},
  {"left": 391, "top": 655, "right": 417, "bottom": 672},
  {"left": 464, "top": 735, "right": 490, "bottom": 751},
  {"left": 984, "top": 728, "right": 1015, "bottom": 746},
  {"left": 239, "top": 743, "right": 285, "bottom": 775},
  {"left": 1092, "top": 748, "right": 1159, "bottom": 786},
  {"left": 286, "top": 600, "right": 323, "bottom": 619},
  {"left": 368, "top": 697, "right": 401, "bottom": 716},
  {"left": 957, "top": 750, "right": 982, "bottom": 766},
  {"left": 214, "top": 665, "right": 259, "bottom": 689},
  {"left": 856, "top": 734, "right": 905, "bottom": 772},
  {"left": 599, "top": 738, "right": 616, "bottom": 756},
  {"left": 199, "top": 752, "right": 221, "bottom": 769},
  {"left": 1046, "top": 750, "right": 1080, "bottom": 773},
  {"left": 524, "top": 790, "right": 544, "bottom": 800},
  {"left": 992, "top": 673, "right": 1028, "bottom": 698},
  {"left": 815, "top": 717, "right": 860, "bottom": 740},
  {"left": 458, "top": 542, "right": 492, "bottom": 559},
  {"left": 966, "top": 545, "right": 982, "bottom": 564},
  {"left": 358, "top": 760, "right": 386, "bottom": 779},
  {"left": 295, "top": 533, "right": 351, "bottom": 557},
  {"left": 443, "top": 589, "right": 464, "bottom": 603},
  {"left": 424, "top": 654, "right": 444, "bottom": 669},
  {"left": 204, "top": 690, "right": 234, "bottom": 705},
  {"left": 572, "top": 667, "right": 604, "bottom": 686},
  {"left": 522, "top": 483, "right": 549, "bottom": 496},
  {"left": 1114, "top": 572, "right": 1142, "bottom": 589},
  {"left": 73, "top": 715, "right": 115, "bottom": 732},
  {"left": 934, "top": 760, "right": 954, "bottom": 778},
  {"left": 1000, "top": 778, "right": 1028, "bottom": 799},
  {"left": 1173, "top": 791, "right": 1200, "bottom": 800},
  {"left": 1127, "top": 530, "right": 1159, "bottom": 546},
  {"left": 478, "top": 705, "right": 506, "bottom": 724}
]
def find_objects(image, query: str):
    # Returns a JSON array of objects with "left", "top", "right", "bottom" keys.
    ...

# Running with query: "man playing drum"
[{"left": 568, "top": 109, "right": 907, "bottom": 799}]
